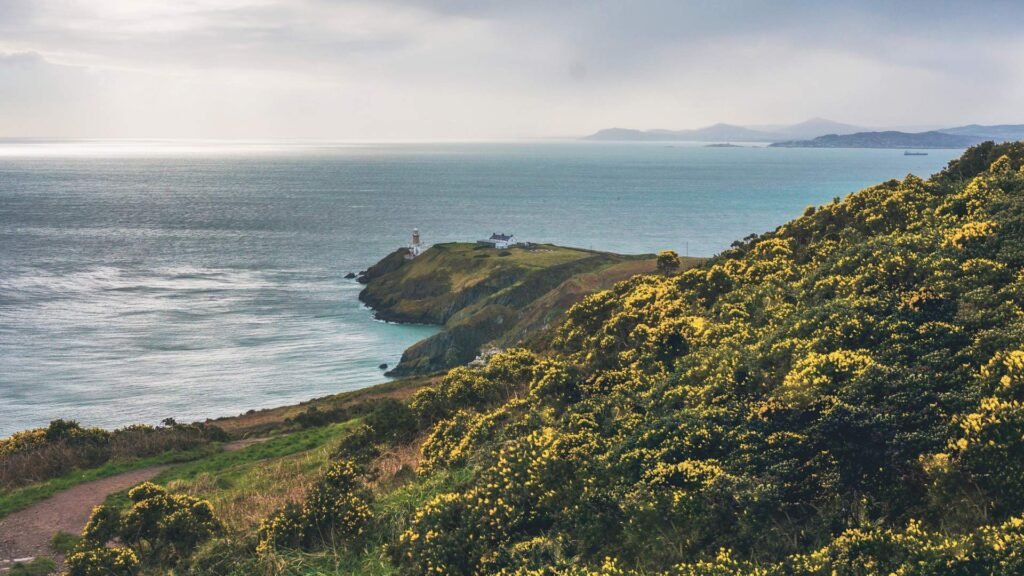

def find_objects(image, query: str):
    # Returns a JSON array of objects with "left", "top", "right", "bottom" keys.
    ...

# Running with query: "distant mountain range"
[
  {"left": 584, "top": 118, "right": 864, "bottom": 143},
  {"left": 584, "top": 120, "right": 1024, "bottom": 148},
  {"left": 765, "top": 118, "right": 865, "bottom": 140}
]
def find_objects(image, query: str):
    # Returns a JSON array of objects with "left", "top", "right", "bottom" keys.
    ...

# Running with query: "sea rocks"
[
  {"left": 379, "top": 363, "right": 388, "bottom": 370},
  {"left": 344, "top": 272, "right": 357, "bottom": 279}
]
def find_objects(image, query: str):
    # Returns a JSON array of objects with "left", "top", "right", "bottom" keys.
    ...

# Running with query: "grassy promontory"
[{"left": 358, "top": 242, "right": 701, "bottom": 375}]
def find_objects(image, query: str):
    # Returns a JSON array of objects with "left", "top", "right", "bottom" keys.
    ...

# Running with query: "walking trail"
[
  {"left": 0, "top": 438, "right": 264, "bottom": 571},
  {"left": 0, "top": 465, "right": 168, "bottom": 569}
]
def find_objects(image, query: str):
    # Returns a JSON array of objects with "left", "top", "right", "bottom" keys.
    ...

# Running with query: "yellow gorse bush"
[
  {"left": 382, "top": 143, "right": 1024, "bottom": 574},
  {"left": 256, "top": 459, "right": 371, "bottom": 555}
]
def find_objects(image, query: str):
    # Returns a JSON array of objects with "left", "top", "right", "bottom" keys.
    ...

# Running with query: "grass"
[
  {"left": 111, "top": 417, "right": 462, "bottom": 574},
  {"left": 207, "top": 375, "right": 435, "bottom": 437},
  {"left": 0, "top": 445, "right": 219, "bottom": 519},
  {"left": 7, "top": 557, "right": 56, "bottom": 576},
  {"left": 228, "top": 466, "right": 474, "bottom": 576},
  {"left": 372, "top": 466, "right": 473, "bottom": 536},
  {"left": 397, "top": 242, "right": 594, "bottom": 282},
  {"left": 51, "top": 530, "right": 81, "bottom": 554},
  {"left": 104, "top": 420, "right": 360, "bottom": 531},
  {"left": 0, "top": 379, "right": 428, "bottom": 521},
  {"left": 59, "top": 411, "right": 469, "bottom": 575},
  {"left": 158, "top": 422, "right": 357, "bottom": 482},
  {"left": 418, "top": 243, "right": 599, "bottom": 291}
]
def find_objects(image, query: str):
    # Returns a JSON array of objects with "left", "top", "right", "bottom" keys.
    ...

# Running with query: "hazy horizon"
[{"left": 2, "top": 1, "right": 1023, "bottom": 140}]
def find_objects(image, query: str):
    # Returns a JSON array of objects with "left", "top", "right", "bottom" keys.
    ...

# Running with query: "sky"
[{"left": 0, "top": 0, "right": 1022, "bottom": 140}]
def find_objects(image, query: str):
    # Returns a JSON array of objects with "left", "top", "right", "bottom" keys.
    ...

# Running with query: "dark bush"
[
  {"left": 365, "top": 398, "right": 420, "bottom": 443},
  {"left": 0, "top": 421, "right": 223, "bottom": 490},
  {"left": 257, "top": 461, "right": 372, "bottom": 554}
]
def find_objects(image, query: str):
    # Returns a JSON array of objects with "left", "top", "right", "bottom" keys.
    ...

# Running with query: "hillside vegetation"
[
  {"left": 358, "top": 243, "right": 695, "bottom": 375},
  {"left": 43, "top": 142, "right": 1024, "bottom": 575}
]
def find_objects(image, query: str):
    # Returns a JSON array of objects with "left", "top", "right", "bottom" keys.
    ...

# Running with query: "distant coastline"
[{"left": 584, "top": 120, "right": 1024, "bottom": 149}]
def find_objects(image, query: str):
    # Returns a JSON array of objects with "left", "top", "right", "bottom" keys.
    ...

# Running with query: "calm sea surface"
[{"left": 0, "top": 141, "right": 961, "bottom": 436}]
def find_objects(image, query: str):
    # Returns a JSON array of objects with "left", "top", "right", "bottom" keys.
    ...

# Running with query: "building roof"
[{"left": 489, "top": 233, "right": 514, "bottom": 241}]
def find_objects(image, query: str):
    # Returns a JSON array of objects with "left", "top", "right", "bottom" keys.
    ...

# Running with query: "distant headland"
[
  {"left": 583, "top": 118, "right": 1024, "bottom": 148},
  {"left": 355, "top": 231, "right": 700, "bottom": 376}
]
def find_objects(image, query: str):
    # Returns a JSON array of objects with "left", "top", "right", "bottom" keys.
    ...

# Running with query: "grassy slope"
[
  {"left": 360, "top": 143, "right": 1024, "bottom": 574},
  {"left": 207, "top": 375, "right": 436, "bottom": 437},
  {"left": 359, "top": 243, "right": 610, "bottom": 324},
  {"left": 112, "top": 421, "right": 362, "bottom": 531},
  {"left": 496, "top": 256, "right": 703, "bottom": 349},
  {"left": 95, "top": 416, "right": 471, "bottom": 576},
  {"left": 1, "top": 375, "right": 434, "bottom": 520}
]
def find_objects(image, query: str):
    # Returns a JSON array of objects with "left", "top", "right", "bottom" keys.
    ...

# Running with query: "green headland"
[{"left": 358, "top": 242, "right": 701, "bottom": 375}]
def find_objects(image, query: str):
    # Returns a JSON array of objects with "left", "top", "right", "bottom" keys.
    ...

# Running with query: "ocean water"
[{"left": 0, "top": 141, "right": 961, "bottom": 436}]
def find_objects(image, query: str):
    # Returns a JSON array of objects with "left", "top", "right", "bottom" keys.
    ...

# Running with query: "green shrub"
[
  {"left": 332, "top": 424, "right": 381, "bottom": 467},
  {"left": 74, "top": 482, "right": 221, "bottom": 570},
  {"left": 256, "top": 460, "right": 372, "bottom": 555},
  {"left": 410, "top": 351, "right": 538, "bottom": 425},
  {"left": 365, "top": 398, "right": 420, "bottom": 443},
  {"left": 291, "top": 405, "right": 342, "bottom": 428},
  {"left": 118, "top": 482, "right": 221, "bottom": 564},
  {"left": 51, "top": 530, "right": 81, "bottom": 554}
]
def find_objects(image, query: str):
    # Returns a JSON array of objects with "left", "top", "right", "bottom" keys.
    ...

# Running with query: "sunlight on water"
[{"left": 0, "top": 139, "right": 386, "bottom": 158}]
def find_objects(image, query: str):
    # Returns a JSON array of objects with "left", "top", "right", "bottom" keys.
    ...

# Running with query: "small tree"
[{"left": 656, "top": 250, "right": 681, "bottom": 275}]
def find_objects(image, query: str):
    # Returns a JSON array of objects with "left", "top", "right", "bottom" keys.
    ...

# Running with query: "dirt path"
[
  {"left": 0, "top": 438, "right": 268, "bottom": 571},
  {"left": 0, "top": 465, "right": 168, "bottom": 569},
  {"left": 223, "top": 436, "right": 270, "bottom": 452}
]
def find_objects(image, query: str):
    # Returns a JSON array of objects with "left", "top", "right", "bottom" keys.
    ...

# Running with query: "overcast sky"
[{"left": 1, "top": 0, "right": 1022, "bottom": 139}]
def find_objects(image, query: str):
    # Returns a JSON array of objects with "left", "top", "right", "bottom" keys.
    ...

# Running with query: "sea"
[{"left": 0, "top": 140, "right": 962, "bottom": 436}]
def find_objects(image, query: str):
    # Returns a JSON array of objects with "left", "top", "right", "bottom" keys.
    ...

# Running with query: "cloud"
[{"left": 0, "top": 0, "right": 1022, "bottom": 138}]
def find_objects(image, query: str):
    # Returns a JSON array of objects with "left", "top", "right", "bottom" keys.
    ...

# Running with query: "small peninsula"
[{"left": 358, "top": 241, "right": 701, "bottom": 375}]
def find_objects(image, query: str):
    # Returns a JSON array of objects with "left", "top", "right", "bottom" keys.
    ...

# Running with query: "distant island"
[
  {"left": 704, "top": 143, "right": 745, "bottom": 148},
  {"left": 585, "top": 119, "right": 1024, "bottom": 148}
]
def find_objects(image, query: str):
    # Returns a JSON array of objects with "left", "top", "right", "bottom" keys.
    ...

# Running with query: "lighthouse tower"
[{"left": 407, "top": 228, "right": 425, "bottom": 259}]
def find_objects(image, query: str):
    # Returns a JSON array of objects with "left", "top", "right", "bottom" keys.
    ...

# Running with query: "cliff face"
[{"left": 357, "top": 243, "right": 698, "bottom": 375}]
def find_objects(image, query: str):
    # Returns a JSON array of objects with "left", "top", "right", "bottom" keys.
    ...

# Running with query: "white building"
[
  {"left": 483, "top": 232, "right": 518, "bottom": 249},
  {"left": 406, "top": 228, "right": 426, "bottom": 259}
]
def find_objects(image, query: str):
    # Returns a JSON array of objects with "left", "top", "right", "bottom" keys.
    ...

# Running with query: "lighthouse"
[{"left": 406, "top": 228, "right": 426, "bottom": 259}]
